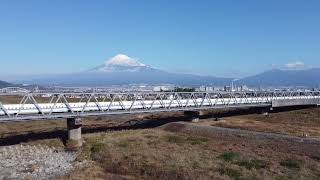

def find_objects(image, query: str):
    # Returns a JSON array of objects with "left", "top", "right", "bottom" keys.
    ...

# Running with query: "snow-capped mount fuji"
[
  {"left": 15, "top": 54, "right": 232, "bottom": 86},
  {"left": 12, "top": 54, "right": 320, "bottom": 87},
  {"left": 88, "top": 54, "right": 159, "bottom": 73}
]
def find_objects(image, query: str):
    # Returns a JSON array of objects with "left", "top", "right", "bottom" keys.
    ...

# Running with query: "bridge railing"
[{"left": 0, "top": 91, "right": 320, "bottom": 121}]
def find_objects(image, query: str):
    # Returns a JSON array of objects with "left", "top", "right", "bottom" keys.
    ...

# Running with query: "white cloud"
[
  {"left": 284, "top": 61, "right": 305, "bottom": 70},
  {"left": 105, "top": 54, "right": 145, "bottom": 67}
]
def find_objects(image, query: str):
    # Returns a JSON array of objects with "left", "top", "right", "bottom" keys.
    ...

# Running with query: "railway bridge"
[{"left": 1, "top": 91, "right": 320, "bottom": 146}]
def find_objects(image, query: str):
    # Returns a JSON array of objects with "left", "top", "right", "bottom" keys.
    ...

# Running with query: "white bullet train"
[{"left": 0, "top": 95, "right": 316, "bottom": 116}]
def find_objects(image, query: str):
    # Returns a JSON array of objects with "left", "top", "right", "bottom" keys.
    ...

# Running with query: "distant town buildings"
[
  {"left": 0, "top": 87, "right": 29, "bottom": 93},
  {"left": 153, "top": 85, "right": 175, "bottom": 92},
  {"left": 2, "top": 84, "right": 317, "bottom": 95}
]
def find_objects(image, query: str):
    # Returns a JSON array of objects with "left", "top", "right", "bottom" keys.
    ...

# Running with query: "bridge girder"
[{"left": 0, "top": 91, "right": 319, "bottom": 122}]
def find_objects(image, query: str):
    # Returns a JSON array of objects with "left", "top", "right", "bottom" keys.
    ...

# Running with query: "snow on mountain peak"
[
  {"left": 105, "top": 54, "right": 146, "bottom": 67},
  {"left": 90, "top": 54, "right": 155, "bottom": 73}
]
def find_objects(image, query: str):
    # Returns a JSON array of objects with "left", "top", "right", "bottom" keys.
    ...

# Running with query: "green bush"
[
  {"left": 164, "top": 135, "right": 185, "bottom": 144},
  {"left": 116, "top": 140, "right": 130, "bottom": 148},
  {"left": 280, "top": 159, "right": 303, "bottom": 169},
  {"left": 236, "top": 159, "right": 267, "bottom": 170},
  {"left": 90, "top": 142, "right": 106, "bottom": 154},
  {"left": 218, "top": 152, "right": 240, "bottom": 162},
  {"left": 67, "top": 139, "right": 78, "bottom": 146},
  {"left": 173, "top": 87, "right": 196, "bottom": 92},
  {"left": 218, "top": 167, "right": 242, "bottom": 179},
  {"left": 187, "top": 137, "right": 208, "bottom": 145}
]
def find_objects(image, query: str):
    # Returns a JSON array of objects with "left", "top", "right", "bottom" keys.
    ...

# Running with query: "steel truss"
[{"left": 0, "top": 91, "right": 319, "bottom": 122}]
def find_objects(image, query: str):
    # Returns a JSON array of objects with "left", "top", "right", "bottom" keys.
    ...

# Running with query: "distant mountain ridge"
[
  {"left": 0, "top": 80, "right": 12, "bottom": 88},
  {"left": 10, "top": 55, "right": 320, "bottom": 88},
  {"left": 240, "top": 68, "right": 320, "bottom": 87},
  {"left": 23, "top": 69, "right": 232, "bottom": 87},
  {"left": 15, "top": 54, "right": 232, "bottom": 86}
]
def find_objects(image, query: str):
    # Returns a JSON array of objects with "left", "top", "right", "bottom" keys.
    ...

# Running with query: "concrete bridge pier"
[
  {"left": 67, "top": 117, "right": 82, "bottom": 147},
  {"left": 184, "top": 111, "right": 204, "bottom": 122}
]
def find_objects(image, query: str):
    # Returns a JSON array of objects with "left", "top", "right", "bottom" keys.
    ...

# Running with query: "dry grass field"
[
  {"left": 1, "top": 107, "right": 320, "bottom": 179},
  {"left": 59, "top": 126, "right": 320, "bottom": 180},
  {"left": 203, "top": 107, "right": 320, "bottom": 138}
]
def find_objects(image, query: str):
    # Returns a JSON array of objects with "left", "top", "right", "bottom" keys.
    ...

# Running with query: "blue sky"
[{"left": 0, "top": 0, "right": 320, "bottom": 79}]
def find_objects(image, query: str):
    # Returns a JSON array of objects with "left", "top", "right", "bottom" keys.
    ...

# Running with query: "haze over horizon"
[
  {"left": 2, "top": 54, "right": 318, "bottom": 82},
  {"left": 1, "top": 0, "right": 320, "bottom": 79}
]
